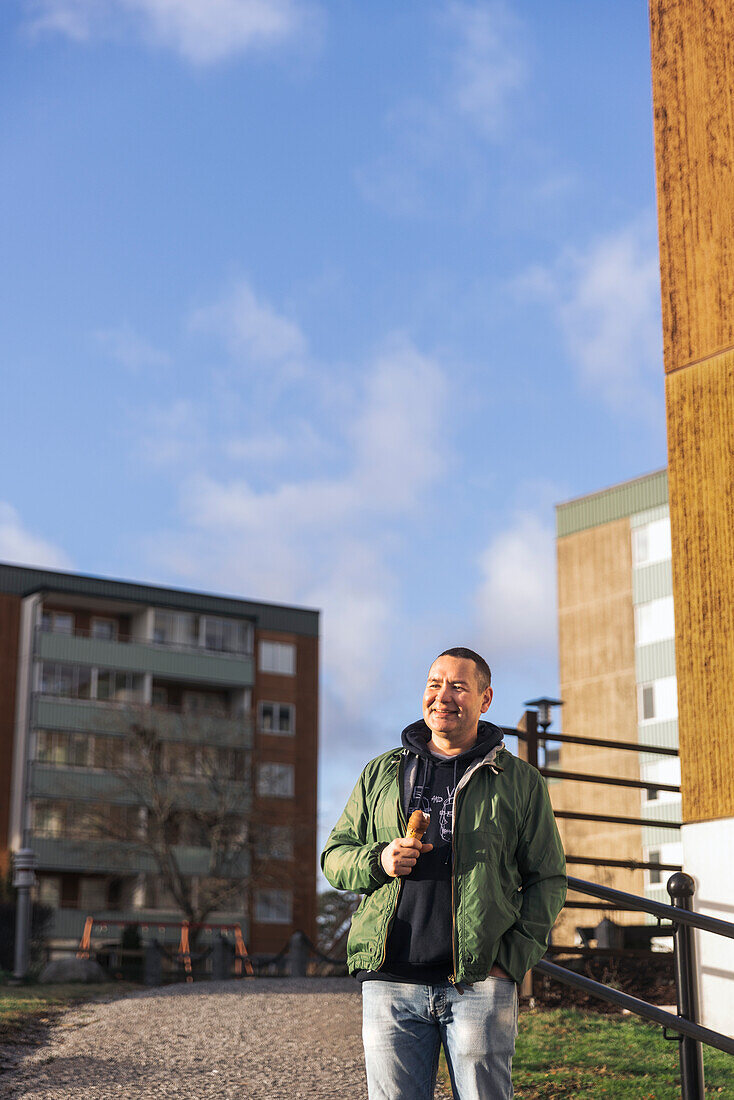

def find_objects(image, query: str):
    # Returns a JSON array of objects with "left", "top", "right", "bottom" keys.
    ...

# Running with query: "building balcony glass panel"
[
  {"left": 35, "top": 628, "right": 254, "bottom": 687},
  {"left": 32, "top": 836, "right": 250, "bottom": 877},
  {"left": 32, "top": 697, "right": 253, "bottom": 749},
  {"left": 29, "top": 765, "right": 253, "bottom": 814}
]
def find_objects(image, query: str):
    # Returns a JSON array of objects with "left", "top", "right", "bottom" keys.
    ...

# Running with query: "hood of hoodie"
[{"left": 401, "top": 718, "right": 504, "bottom": 763}]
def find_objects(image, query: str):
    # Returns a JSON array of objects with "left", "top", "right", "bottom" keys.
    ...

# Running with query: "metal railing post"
[
  {"left": 516, "top": 710, "right": 539, "bottom": 770},
  {"left": 667, "top": 872, "right": 705, "bottom": 1100}
]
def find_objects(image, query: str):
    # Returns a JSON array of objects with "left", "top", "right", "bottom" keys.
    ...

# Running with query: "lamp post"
[
  {"left": 523, "top": 697, "right": 564, "bottom": 734},
  {"left": 523, "top": 697, "right": 564, "bottom": 770},
  {"left": 12, "top": 848, "right": 37, "bottom": 982}
]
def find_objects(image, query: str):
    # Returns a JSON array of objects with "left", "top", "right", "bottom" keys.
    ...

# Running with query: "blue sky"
[{"left": 1, "top": 1, "right": 667, "bottom": 851}]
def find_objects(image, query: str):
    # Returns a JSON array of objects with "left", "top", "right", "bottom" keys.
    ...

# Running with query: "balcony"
[
  {"left": 33, "top": 697, "right": 254, "bottom": 749},
  {"left": 46, "top": 907, "right": 250, "bottom": 944},
  {"left": 35, "top": 626, "right": 254, "bottom": 687},
  {"left": 32, "top": 836, "right": 250, "bottom": 877}
]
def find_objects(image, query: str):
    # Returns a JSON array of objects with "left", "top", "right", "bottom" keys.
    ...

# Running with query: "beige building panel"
[
  {"left": 554, "top": 518, "right": 644, "bottom": 940},
  {"left": 557, "top": 520, "right": 634, "bottom": 608},
  {"left": 666, "top": 351, "right": 734, "bottom": 823},
  {"left": 650, "top": 0, "right": 734, "bottom": 369},
  {"left": 558, "top": 598, "right": 635, "bottom": 684}
]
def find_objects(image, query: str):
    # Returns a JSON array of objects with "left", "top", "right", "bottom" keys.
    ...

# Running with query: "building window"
[
  {"left": 36, "top": 730, "right": 123, "bottom": 769},
  {"left": 41, "top": 610, "right": 74, "bottom": 634},
  {"left": 152, "top": 611, "right": 253, "bottom": 654},
  {"left": 182, "top": 690, "right": 227, "bottom": 716},
  {"left": 39, "top": 663, "right": 92, "bottom": 699},
  {"left": 632, "top": 518, "right": 672, "bottom": 567},
  {"left": 96, "top": 670, "right": 145, "bottom": 702},
  {"left": 634, "top": 597, "right": 675, "bottom": 646},
  {"left": 152, "top": 685, "right": 168, "bottom": 707},
  {"left": 254, "top": 888, "right": 292, "bottom": 924},
  {"left": 203, "top": 616, "right": 253, "bottom": 655},
  {"left": 255, "top": 825, "right": 294, "bottom": 860},
  {"left": 153, "top": 611, "right": 198, "bottom": 647},
  {"left": 647, "top": 850, "right": 662, "bottom": 886},
  {"left": 641, "top": 756, "right": 681, "bottom": 803},
  {"left": 91, "top": 617, "right": 118, "bottom": 641},
  {"left": 259, "top": 641, "right": 296, "bottom": 676},
  {"left": 37, "top": 875, "right": 62, "bottom": 908},
  {"left": 637, "top": 677, "right": 678, "bottom": 723},
  {"left": 257, "top": 762, "right": 295, "bottom": 798},
  {"left": 258, "top": 701, "right": 295, "bottom": 736},
  {"left": 79, "top": 877, "right": 108, "bottom": 912},
  {"left": 32, "top": 801, "right": 64, "bottom": 838}
]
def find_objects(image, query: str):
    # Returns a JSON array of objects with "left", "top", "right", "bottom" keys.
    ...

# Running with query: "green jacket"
[{"left": 321, "top": 743, "right": 566, "bottom": 985}]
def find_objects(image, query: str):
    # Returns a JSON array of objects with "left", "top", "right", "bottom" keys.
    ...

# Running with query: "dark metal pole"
[
  {"left": 522, "top": 709, "right": 538, "bottom": 770},
  {"left": 667, "top": 872, "right": 705, "bottom": 1100}
]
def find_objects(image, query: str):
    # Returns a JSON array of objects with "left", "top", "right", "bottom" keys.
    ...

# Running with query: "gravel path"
[{"left": 1, "top": 979, "right": 452, "bottom": 1099}]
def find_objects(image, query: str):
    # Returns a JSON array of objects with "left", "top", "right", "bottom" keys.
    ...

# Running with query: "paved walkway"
[{"left": 0, "top": 979, "right": 452, "bottom": 1099}]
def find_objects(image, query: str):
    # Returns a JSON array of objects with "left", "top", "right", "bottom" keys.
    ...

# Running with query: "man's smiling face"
[{"left": 422, "top": 655, "right": 493, "bottom": 747}]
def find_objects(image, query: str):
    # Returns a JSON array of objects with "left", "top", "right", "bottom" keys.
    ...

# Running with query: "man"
[{"left": 321, "top": 647, "right": 566, "bottom": 1100}]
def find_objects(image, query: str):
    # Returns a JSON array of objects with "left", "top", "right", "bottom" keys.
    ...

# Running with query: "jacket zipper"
[
  {"left": 449, "top": 788, "right": 461, "bottom": 990},
  {"left": 375, "top": 754, "right": 408, "bottom": 971},
  {"left": 448, "top": 750, "right": 503, "bottom": 989}
]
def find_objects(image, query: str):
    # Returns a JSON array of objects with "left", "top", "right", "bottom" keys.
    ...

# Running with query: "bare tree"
[
  {"left": 316, "top": 889, "right": 360, "bottom": 959},
  {"left": 51, "top": 703, "right": 299, "bottom": 943}
]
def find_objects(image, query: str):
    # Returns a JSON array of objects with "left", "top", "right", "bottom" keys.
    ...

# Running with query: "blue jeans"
[{"left": 362, "top": 977, "right": 518, "bottom": 1099}]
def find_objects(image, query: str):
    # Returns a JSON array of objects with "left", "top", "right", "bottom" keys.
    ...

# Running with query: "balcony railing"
[{"left": 37, "top": 623, "right": 253, "bottom": 659}]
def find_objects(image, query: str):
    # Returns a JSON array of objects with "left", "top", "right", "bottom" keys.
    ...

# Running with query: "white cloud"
[
  {"left": 0, "top": 504, "right": 72, "bottom": 570},
  {"left": 355, "top": 1, "right": 525, "bottom": 216},
  {"left": 24, "top": 0, "right": 313, "bottom": 63},
  {"left": 445, "top": 0, "right": 525, "bottom": 137},
  {"left": 146, "top": 338, "right": 451, "bottom": 713},
  {"left": 476, "top": 511, "right": 556, "bottom": 659},
  {"left": 94, "top": 324, "right": 170, "bottom": 372},
  {"left": 136, "top": 398, "right": 205, "bottom": 467},
  {"left": 189, "top": 280, "right": 307, "bottom": 367},
  {"left": 518, "top": 217, "right": 664, "bottom": 415}
]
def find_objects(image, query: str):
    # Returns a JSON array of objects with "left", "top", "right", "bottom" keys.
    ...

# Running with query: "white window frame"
[
  {"left": 258, "top": 640, "right": 296, "bottom": 676},
  {"left": 41, "top": 610, "right": 74, "bottom": 635},
  {"left": 634, "top": 597, "right": 675, "bottom": 646},
  {"left": 91, "top": 617, "right": 118, "bottom": 641},
  {"left": 256, "top": 762, "right": 295, "bottom": 799},
  {"left": 632, "top": 518, "right": 672, "bottom": 567},
  {"left": 637, "top": 677, "right": 679, "bottom": 723},
  {"left": 254, "top": 888, "right": 293, "bottom": 924},
  {"left": 258, "top": 701, "right": 295, "bottom": 736}
]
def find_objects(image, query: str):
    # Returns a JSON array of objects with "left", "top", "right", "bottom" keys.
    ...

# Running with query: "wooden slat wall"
[{"left": 650, "top": 0, "right": 734, "bottom": 822}]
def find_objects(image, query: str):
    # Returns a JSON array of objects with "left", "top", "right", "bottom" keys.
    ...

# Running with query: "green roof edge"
[{"left": 556, "top": 469, "right": 669, "bottom": 538}]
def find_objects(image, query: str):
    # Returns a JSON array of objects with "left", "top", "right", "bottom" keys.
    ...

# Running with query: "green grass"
[
  {"left": 438, "top": 1008, "right": 734, "bottom": 1098},
  {"left": 0, "top": 983, "right": 141, "bottom": 1044}
]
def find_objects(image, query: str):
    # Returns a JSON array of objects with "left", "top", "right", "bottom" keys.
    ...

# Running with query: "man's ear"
[{"left": 481, "top": 686, "right": 493, "bottom": 713}]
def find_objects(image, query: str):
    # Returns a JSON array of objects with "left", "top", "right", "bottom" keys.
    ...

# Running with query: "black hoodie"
[{"left": 360, "top": 719, "right": 504, "bottom": 985}]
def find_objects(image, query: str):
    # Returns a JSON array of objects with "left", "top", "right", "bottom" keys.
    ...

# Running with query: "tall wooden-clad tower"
[{"left": 649, "top": 0, "right": 734, "bottom": 1036}]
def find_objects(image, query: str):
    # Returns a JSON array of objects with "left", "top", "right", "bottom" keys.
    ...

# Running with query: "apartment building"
[
  {"left": 553, "top": 469, "right": 681, "bottom": 939},
  {"left": 0, "top": 562, "right": 319, "bottom": 954}
]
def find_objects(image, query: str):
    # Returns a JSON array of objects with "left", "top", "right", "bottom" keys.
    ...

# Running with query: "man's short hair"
[{"left": 436, "top": 647, "right": 492, "bottom": 691}]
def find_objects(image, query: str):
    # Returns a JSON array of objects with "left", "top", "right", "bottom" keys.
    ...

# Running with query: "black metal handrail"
[
  {"left": 566, "top": 875, "right": 734, "bottom": 939},
  {"left": 508, "top": 725, "right": 680, "bottom": 756},
  {"left": 540, "top": 872, "right": 734, "bottom": 1099},
  {"left": 540, "top": 767, "right": 679, "bottom": 793},
  {"left": 534, "top": 958, "right": 734, "bottom": 1054}
]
